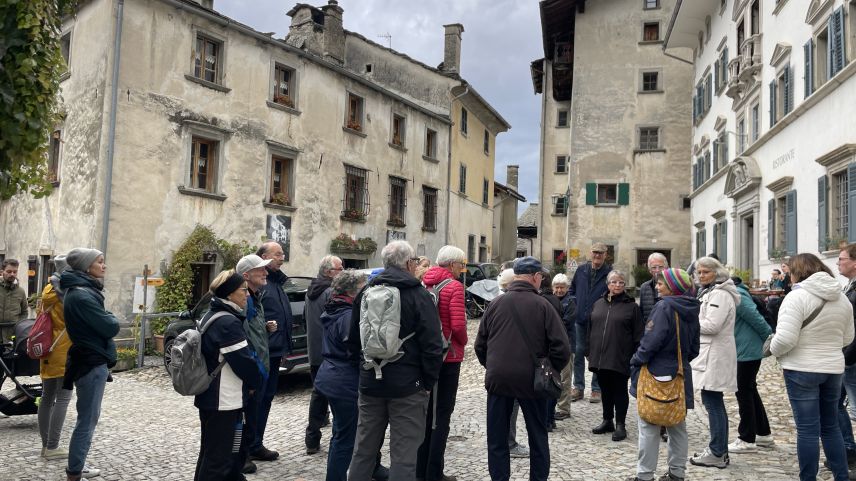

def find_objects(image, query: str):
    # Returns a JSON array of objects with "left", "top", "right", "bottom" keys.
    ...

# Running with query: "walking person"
[
  {"left": 770, "top": 253, "right": 854, "bottom": 481},
  {"left": 38, "top": 255, "right": 73, "bottom": 460},
  {"left": 639, "top": 253, "right": 668, "bottom": 321},
  {"left": 626, "top": 268, "right": 700, "bottom": 481},
  {"left": 0, "top": 258, "right": 28, "bottom": 344},
  {"left": 551, "top": 273, "right": 576, "bottom": 422},
  {"left": 61, "top": 248, "right": 119, "bottom": 481},
  {"left": 587, "top": 270, "right": 643, "bottom": 442},
  {"left": 496, "top": 268, "right": 529, "bottom": 459},
  {"left": 689, "top": 256, "right": 740, "bottom": 469},
  {"left": 727, "top": 276, "right": 775, "bottom": 454},
  {"left": 568, "top": 243, "right": 611, "bottom": 403},
  {"left": 304, "top": 254, "right": 342, "bottom": 455},
  {"left": 194, "top": 270, "right": 265, "bottom": 481},
  {"left": 417, "top": 246, "right": 468, "bottom": 481},
  {"left": 475, "top": 256, "right": 571, "bottom": 481}
]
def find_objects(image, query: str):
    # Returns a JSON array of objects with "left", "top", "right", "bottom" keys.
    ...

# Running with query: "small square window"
[
  {"left": 190, "top": 136, "right": 219, "bottom": 192},
  {"left": 272, "top": 64, "right": 295, "bottom": 108},
  {"left": 392, "top": 114, "right": 406, "bottom": 147},
  {"left": 643, "top": 22, "right": 660, "bottom": 41},
  {"left": 556, "top": 155, "right": 568, "bottom": 173},
  {"left": 424, "top": 128, "right": 437, "bottom": 158},
  {"left": 644, "top": 0, "right": 660, "bottom": 9},
  {"left": 642, "top": 71, "right": 659, "bottom": 91},
  {"left": 553, "top": 195, "right": 568, "bottom": 215},
  {"left": 345, "top": 93, "right": 364, "bottom": 132},
  {"left": 557, "top": 110, "right": 569, "bottom": 127},
  {"left": 461, "top": 107, "right": 468, "bottom": 135},
  {"left": 60, "top": 32, "right": 71, "bottom": 70},
  {"left": 269, "top": 155, "right": 294, "bottom": 206},
  {"left": 194, "top": 34, "right": 222, "bottom": 84},
  {"left": 638, "top": 127, "right": 660, "bottom": 150},
  {"left": 598, "top": 184, "right": 618, "bottom": 205}
]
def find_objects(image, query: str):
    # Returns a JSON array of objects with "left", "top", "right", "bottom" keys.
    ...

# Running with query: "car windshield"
[
  {"left": 284, "top": 276, "right": 312, "bottom": 293},
  {"left": 482, "top": 264, "right": 499, "bottom": 279}
]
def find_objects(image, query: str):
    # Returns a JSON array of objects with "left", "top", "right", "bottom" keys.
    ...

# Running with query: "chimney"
[
  {"left": 321, "top": 1, "right": 345, "bottom": 64},
  {"left": 441, "top": 23, "right": 464, "bottom": 75},
  {"left": 286, "top": 4, "right": 325, "bottom": 55},
  {"left": 507, "top": 165, "right": 519, "bottom": 190}
]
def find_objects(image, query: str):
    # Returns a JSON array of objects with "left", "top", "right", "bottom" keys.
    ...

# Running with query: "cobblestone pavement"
[{"left": 0, "top": 319, "right": 841, "bottom": 480}]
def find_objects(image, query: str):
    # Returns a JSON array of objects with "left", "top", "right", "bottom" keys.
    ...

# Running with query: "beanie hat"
[
  {"left": 52, "top": 255, "right": 69, "bottom": 274},
  {"left": 66, "top": 248, "right": 104, "bottom": 272},
  {"left": 662, "top": 268, "right": 693, "bottom": 295}
]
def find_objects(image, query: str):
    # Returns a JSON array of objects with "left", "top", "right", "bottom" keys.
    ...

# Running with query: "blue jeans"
[
  {"left": 67, "top": 365, "right": 109, "bottom": 474},
  {"left": 251, "top": 356, "right": 281, "bottom": 452},
  {"left": 837, "top": 383, "right": 856, "bottom": 454},
  {"left": 326, "top": 396, "right": 358, "bottom": 481},
  {"left": 700, "top": 390, "right": 728, "bottom": 457},
  {"left": 844, "top": 364, "right": 856, "bottom": 419},
  {"left": 573, "top": 323, "right": 599, "bottom": 393},
  {"left": 783, "top": 369, "right": 849, "bottom": 481}
]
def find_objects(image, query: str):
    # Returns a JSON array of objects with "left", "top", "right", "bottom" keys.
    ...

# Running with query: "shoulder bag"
[
  {"left": 636, "top": 312, "right": 686, "bottom": 427},
  {"left": 509, "top": 300, "right": 562, "bottom": 399},
  {"left": 762, "top": 299, "right": 827, "bottom": 358}
]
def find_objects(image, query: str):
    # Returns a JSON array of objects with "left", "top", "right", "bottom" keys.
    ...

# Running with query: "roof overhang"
[
  {"left": 494, "top": 181, "right": 526, "bottom": 202},
  {"left": 664, "top": 0, "right": 718, "bottom": 50},
  {"left": 539, "top": 0, "right": 580, "bottom": 59},
  {"left": 451, "top": 84, "right": 511, "bottom": 133}
]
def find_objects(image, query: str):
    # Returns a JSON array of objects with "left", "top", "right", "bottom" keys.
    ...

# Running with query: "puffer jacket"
[
  {"left": 39, "top": 276, "right": 72, "bottom": 379},
  {"left": 691, "top": 279, "right": 740, "bottom": 392},
  {"left": 422, "top": 266, "right": 467, "bottom": 363},
  {"left": 771, "top": 272, "right": 855, "bottom": 373},
  {"left": 734, "top": 282, "right": 772, "bottom": 362},
  {"left": 587, "top": 291, "right": 643, "bottom": 376},
  {"left": 639, "top": 278, "right": 660, "bottom": 321}
]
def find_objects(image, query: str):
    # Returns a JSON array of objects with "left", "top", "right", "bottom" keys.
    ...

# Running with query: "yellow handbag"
[{"left": 636, "top": 312, "right": 686, "bottom": 427}]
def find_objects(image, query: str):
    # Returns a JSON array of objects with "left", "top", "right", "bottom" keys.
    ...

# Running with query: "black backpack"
[{"left": 751, "top": 295, "right": 776, "bottom": 331}]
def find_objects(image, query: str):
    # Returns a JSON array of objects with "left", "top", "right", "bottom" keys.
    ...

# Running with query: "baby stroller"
[
  {"left": 0, "top": 319, "right": 42, "bottom": 416},
  {"left": 465, "top": 279, "right": 500, "bottom": 319}
]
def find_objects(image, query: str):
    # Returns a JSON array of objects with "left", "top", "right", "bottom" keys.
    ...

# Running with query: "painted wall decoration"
[
  {"left": 267, "top": 215, "right": 291, "bottom": 261},
  {"left": 387, "top": 230, "right": 406, "bottom": 244}
]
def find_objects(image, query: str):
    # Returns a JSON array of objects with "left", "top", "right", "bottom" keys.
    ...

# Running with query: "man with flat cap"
[{"left": 475, "top": 256, "right": 570, "bottom": 481}]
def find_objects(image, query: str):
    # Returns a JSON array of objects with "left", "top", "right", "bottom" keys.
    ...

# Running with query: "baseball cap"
[
  {"left": 513, "top": 256, "right": 543, "bottom": 275},
  {"left": 236, "top": 254, "right": 272, "bottom": 275}
]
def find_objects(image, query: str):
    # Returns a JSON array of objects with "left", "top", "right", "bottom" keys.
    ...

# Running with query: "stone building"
[
  {"left": 0, "top": 0, "right": 508, "bottom": 318},
  {"left": 492, "top": 165, "right": 526, "bottom": 264},
  {"left": 531, "top": 0, "right": 694, "bottom": 280},
  {"left": 668, "top": 0, "right": 856, "bottom": 281}
]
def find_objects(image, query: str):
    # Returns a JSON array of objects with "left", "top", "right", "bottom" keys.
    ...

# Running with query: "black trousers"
[
  {"left": 195, "top": 409, "right": 245, "bottom": 481},
  {"left": 596, "top": 369, "right": 629, "bottom": 424},
  {"left": 416, "top": 362, "right": 461, "bottom": 481},
  {"left": 306, "top": 364, "right": 330, "bottom": 449},
  {"left": 486, "top": 394, "right": 549, "bottom": 481},
  {"left": 736, "top": 359, "right": 771, "bottom": 443}
]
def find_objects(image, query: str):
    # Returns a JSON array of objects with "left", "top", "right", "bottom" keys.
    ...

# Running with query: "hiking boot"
[
  {"left": 250, "top": 446, "right": 279, "bottom": 461},
  {"left": 660, "top": 426, "right": 668, "bottom": 442},
  {"left": 612, "top": 423, "right": 627, "bottom": 441},
  {"left": 437, "top": 476, "right": 457, "bottom": 481},
  {"left": 728, "top": 439, "right": 757, "bottom": 453},
  {"left": 242, "top": 459, "right": 257, "bottom": 474},
  {"left": 589, "top": 391, "right": 602, "bottom": 403},
  {"left": 554, "top": 410, "right": 570, "bottom": 420},
  {"left": 755, "top": 435, "right": 775, "bottom": 448},
  {"left": 43, "top": 446, "right": 69, "bottom": 459},
  {"left": 547, "top": 420, "right": 556, "bottom": 432},
  {"left": 690, "top": 448, "right": 729, "bottom": 468},
  {"left": 657, "top": 471, "right": 684, "bottom": 481},
  {"left": 306, "top": 444, "right": 320, "bottom": 455},
  {"left": 509, "top": 444, "right": 529, "bottom": 458},
  {"left": 570, "top": 388, "right": 584, "bottom": 402},
  {"left": 81, "top": 466, "right": 100, "bottom": 478},
  {"left": 372, "top": 464, "right": 389, "bottom": 481},
  {"left": 592, "top": 419, "right": 615, "bottom": 434}
]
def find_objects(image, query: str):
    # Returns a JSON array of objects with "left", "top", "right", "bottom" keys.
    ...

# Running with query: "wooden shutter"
[
  {"left": 785, "top": 190, "right": 797, "bottom": 255},
  {"left": 585, "top": 182, "right": 597, "bottom": 205},
  {"left": 722, "top": 47, "right": 728, "bottom": 83},
  {"left": 723, "top": 132, "right": 729, "bottom": 163},
  {"left": 769, "top": 80, "right": 777, "bottom": 126},
  {"left": 819, "top": 175, "right": 828, "bottom": 251},
  {"left": 618, "top": 183, "right": 630, "bottom": 205},
  {"left": 768, "top": 198, "right": 775, "bottom": 256},
  {"left": 692, "top": 94, "right": 697, "bottom": 119},
  {"left": 714, "top": 61, "right": 720, "bottom": 91},
  {"left": 713, "top": 139, "right": 719, "bottom": 172},
  {"left": 720, "top": 220, "right": 728, "bottom": 264},
  {"left": 848, "top": 164, "right": 856, "bottom": 243},
  {"left": 831, "top": 7, "right": 846, "bottom": 76},
  {"left": 706, "top": 73, "right": 713, "bottom": 107},
  {"left": 700, "top": 229, "right": 707, "bottom": 257},
  {"left": 713, "top": 222, "right": 719, "bottom": 257},
  {"left": 804, "top": 40, "right": 813, "bottom": 98},
  {"left": 783, "top": 64, "right": 792, "bottom": 114}
]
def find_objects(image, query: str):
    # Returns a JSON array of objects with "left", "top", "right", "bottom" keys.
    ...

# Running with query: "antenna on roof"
[{"left": 377, "top": 33, "right": 392, "bottom": 48}]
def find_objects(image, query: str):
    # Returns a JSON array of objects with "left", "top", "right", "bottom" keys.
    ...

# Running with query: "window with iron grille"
[
  {"left": 423, "top": 186, "right": 438, "bottom": 231},
  {"left": 388, "top": 177, "right": 407, "bottom": 225},
  {"left": 190, "top": 136, "right": 218, "bottom": 192},
  {"left": 392, "top": 114, "right": 405, "bottom": 147},
  {"left": 424, "top": 128, "right": 437, "bottom": 158},
  {"left": 273, "top": 64, "right": 295, "bottom": 108},
  {"left": 643, "top": 22, "right": 660, "bottom": 41},
  {"left": 346, "top": 93, "right": 364, "bottom": 132},
  {"left": 459, "top": 163, "right": 467, "bottom": 194},
  {"left": 194, "top": 34, "right": 221, "bottom": 84},
  {"left": 556, "top": 155, "right": 568, "bottom": 173},
  {"left": 482, "top": 178, "right": 489, "bottom": 204},
  {"left": 343, "top": 165, "right": 369, "bottom": 218},
  {"left": 834, "top": 171, "right": 849, "bottom": 240},
  {"left": 48, "top": 130, "right": 61, "bottom": 183},
  {"left": 638, "top": 127, "right": 659, "bottom": 150},
  {"left": 269, "top": 155, "right": 293, "bottom": 206}
]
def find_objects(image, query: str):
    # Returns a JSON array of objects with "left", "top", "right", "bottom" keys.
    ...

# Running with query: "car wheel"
[{"left": 163, "top": 338, "right": 175, "bottom": 372}]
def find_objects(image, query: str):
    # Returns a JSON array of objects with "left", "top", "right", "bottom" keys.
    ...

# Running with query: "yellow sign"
[
  {"left": 141, "top": 278, "right": 164, "bottom": 287},
  {"left": 569, "top": 248, "right": 580, "bottom": 259}
]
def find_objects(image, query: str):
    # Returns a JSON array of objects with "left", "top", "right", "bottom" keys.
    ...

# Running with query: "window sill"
[
  {"left": 551, "top": 213, "right": 568, "bottom": 217},
  {"left": 184, "top": 74, "right": 232, "bottom": 93},
  {"left": 266, "top": 101, "right": 301, "bottom": 116},
  {"left": 422, "top": 227, "right": 437, "bottom": 233},
  {"left": 555, "top": 124, "right": 570, "bottom": 129},
  {"left": 177, "top": 186, "right": 227, "bottom": 201},
  {"left": 422, "top": 155, "right": 440, "bottom": 163},
  {"left": 594, "top": 204, "right": 620, "bottom": 208},
  {"left": 554, "top": 171, "right": 568, "bottom": 175},
  {"left": 638, "top": 89, "right": 664, "bottom": 94},
  {"left": 456, "top": 191, "right": 468, "bottom": 198},
  {"left": 388, "top": 142, "right": 407, "bottom": 152},
  {"left": 638, "top": 40, "right": 664, "bottom": 46},
  {"left": 340, "top": 215, "right": 367, "bottom": 223},
  {"left": 633, "top": 148, "right": 666, "bottom": 154},
  {"left": 460, "top": 131, "right": 468, "bottom": 138},
  {"left": 386, "top": 221, "right": 407, "bottom": 228},
  {"left": 263, "top": 202, "right": 297, "bottom": 212},
  {"left": 343, "top": 126, "right": 367, "bottom": 138},
  {"left": 772, "top": 0, "right": 789, "bottom": 15}
]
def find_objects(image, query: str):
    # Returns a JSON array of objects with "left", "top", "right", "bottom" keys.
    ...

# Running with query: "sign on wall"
[
  {"left": 387, "top": 230, "right": 406, "bottom": 244},
  {"left": 267, "top": 215, "right": 291, "bottom": 261}
]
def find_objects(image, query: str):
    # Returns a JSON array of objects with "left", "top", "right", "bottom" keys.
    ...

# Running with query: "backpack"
[
  {"left": 359, "top": 284, "right": 411, "bottom": 380},
  {"left": 168, "top": 311, "right": 230, "bottom": 396},
  {"left": 428, "top": 279, "right": 455, "bottom": 360},
  {"left": 750, "top": 294, "right": 776, "bottom": 331},
  {"left": 26, "top": 310, "right": 65, "bottom": 360}
]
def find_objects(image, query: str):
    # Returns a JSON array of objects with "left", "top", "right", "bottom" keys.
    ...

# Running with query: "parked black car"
[
  {"left": 461, "top": 262, "right": 500, "bottom": 287},
  {"left": 162, "top": 276, "right": 313, "bottom": 376}
]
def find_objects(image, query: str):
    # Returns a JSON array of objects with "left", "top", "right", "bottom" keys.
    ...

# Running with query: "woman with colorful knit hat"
[{"left": 626, "top": 268, "right": 700, "bottom": 481}]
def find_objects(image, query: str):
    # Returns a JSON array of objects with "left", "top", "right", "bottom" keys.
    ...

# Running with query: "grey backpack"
[
  {"left": 359, "top": 284, "right": 411, "bottom": 380},
  {"left": 168, "top": 311, "right": 229, "bottom": 396}
]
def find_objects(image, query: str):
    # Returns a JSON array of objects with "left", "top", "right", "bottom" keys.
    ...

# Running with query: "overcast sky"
[{"left": 215, "top": 0, "right": 544, "bottom": 212}]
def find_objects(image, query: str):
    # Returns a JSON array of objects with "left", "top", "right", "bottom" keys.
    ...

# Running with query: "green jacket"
[
  {"left": 60, "top": 270, "right": 120, "bottom": 364},
  {"left": 734, "top": 283, "right": 772, "bottom": 361},
  {"left": 0, "top": 279, "right": 28, "bottom": 326},
  {"left": 244, "top": 291, "right": 270, "bottom": 373}
]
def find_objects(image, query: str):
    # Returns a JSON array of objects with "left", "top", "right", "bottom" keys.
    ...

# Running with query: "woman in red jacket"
[{"left": 416, "top": 245, "right": 468, "bottom": 481}]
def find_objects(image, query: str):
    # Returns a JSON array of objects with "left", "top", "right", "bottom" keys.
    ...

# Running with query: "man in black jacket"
[
  {"left": 475, "top": 256, "right": 570, "bottom": 481},
  {"left": 837, "top": 244, "right": 856, "bottom": 465},
  {"left": 639, "top": 252, "right": 668, "bottom": 321},
  {"left": 346, "top": 241, "right": 444, "bottom": 481}
]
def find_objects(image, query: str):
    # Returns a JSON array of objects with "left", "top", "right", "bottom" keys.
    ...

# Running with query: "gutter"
[
  {"left": 538, "top": 63, "right": 548, "bottom": 259},
  {"left": 100, "top": 0, "right": 124, "bottom": 252},
  {"left": 446, "top": 86, "right": 470, "bottom": 245}
]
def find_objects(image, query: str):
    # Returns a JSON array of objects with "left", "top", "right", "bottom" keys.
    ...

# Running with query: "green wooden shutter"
[
  {"left": 783, "top": 64, "right": 792, "bottom": 114},
  {"left": 804, "top": 40, "right": 813, "bottom": 98},
  {"left": 585, "top": 182, "right": 597, "bottom": 205},
  {"left": 785, "top": 190, "right": 797, "bottom": 255},
  {"left": 618, "top": 183, "right": 630, "bottom": 205},
  {"left": 721, "top": 220, "right": 728, "bottom": 265},
  {"left": 831, "top": 7, "right": 846, "bottom": 76},
  {"left": 769, "top": 80, "right": 777, "bottom": 126},
  {"left": 713, "top": 140, "right": 719, "bottom": 172},
  {"left": 768, "top": 198, "right": 775, "bottom": 256},
  {"left": 723, "top": 132, "right": 729, "bottom": 163},
  {"left": 722, "top": 47, "right": 728, "bottom": 83},
  {"left": 706, "top": 73, "right": 713, "bottom": 106},
  {"left": 848, "top": 164, "right": 856, "bottom": 242},
  {"left": 819, "top": 175, "right": 828, "bottom": 251},
  {"left": 713, "top": 223, "right": 719, "bottom": 258}
]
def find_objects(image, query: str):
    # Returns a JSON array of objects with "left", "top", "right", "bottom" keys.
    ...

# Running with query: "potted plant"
[
  {"left": 329, "top": 234, "right": 377, "bottom": 255},
  {"left": 387, "top": 214, "right": 405, "bottom": 227},
  {"left": 150, "top": 317, "right": 168, "bottom": 354},
  {"left": 768, "top": 248, "right": 788, "bottom": 261},
  {"left": 114, "top": 347, "right": 138, "bottom": 372},
  {"left": 273, "top": 93, "right": 294, "bottom": 108},
  {"left": 346, "top": 119, "right": 362, "bottom": 132},
  {"left": 392, "top": 132, "right": 402, "bottom": 146},
  {"left": 270, "top": 192, "right": 291, "bottom": 206},
  {"left": 341, "top": 208, "right": 366, "bottom": 222}
]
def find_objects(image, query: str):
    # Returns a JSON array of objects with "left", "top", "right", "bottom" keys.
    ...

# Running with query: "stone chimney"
[
  {"left": 321, "top": 1, "right": 344, "bottom": 64},
  {"left": 441, "top": 23, "right": 464, "bottom": 75},
  {"left": 507, "top": 165, "right": 519, "bottom": 190},
  {"left": 286, "top": 4, "right": 325, "bottom": 55}
]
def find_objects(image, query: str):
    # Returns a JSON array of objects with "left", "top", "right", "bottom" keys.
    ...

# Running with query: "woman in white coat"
[
  {"left": 771, "top": 253, "right": 854, "bottom": 481},
  {"left": 689, "top": 257, "right": 740, "bottom": 469}
]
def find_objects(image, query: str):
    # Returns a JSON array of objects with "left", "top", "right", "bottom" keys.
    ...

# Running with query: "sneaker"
[
  {"left": 250, "top": 446, "right": 279, "bottom": 461},
  {"left": 755, "top": 435, "right": 775, "bottom": 448},
  {"left": 242, "top": 459, "right": 257, "bottom": 474},
  {"left": 43, "top": 447, "right": 69, "bottom": 459},
  {"left": 570, "top": 388, "right": 584, "bottom": 402},
  {"left": 590, "top": 391, "right": 602, "bottom": 403},
  {"left": 728, "top": 439, "right": 757, "bottom": 453},
  {"left": 509, "top": 444, "right": 529, "bottom": 458},
  {"left": 81, "top": 466, "right": 101, "bottom": 478},
  {"left": 690, "top": 448, "right": 729, "bottom": 468},
  {"left": 306, "top": 444, "right": 320, "bottom": 455},
  {"left": 554, "top": 410, "right": 570, "bottom": 420},
  {"left": 657, "top": 472, "right": 684, "bottom": 481}
]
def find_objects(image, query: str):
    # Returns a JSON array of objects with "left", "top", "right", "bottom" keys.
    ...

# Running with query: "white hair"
[
  {"left": 647, "top": 252, "right": 668, "bottom": 267},
  {"left": 436, "top": 245, "right": 466, "bottom": 266},
  {"left": 607, "top": 270, "right": 626, "bottom": 283},
  {"left": 552, "top": 273, "right": 569, "bottom": 286},
  {"left": 381, "top": 240, "right": 415, "bottom": 269},
  {"left": 695, "top": 256, "right": 729, "bottom": 282},
  {"left": 498, "top": 268, "right": 515, "bottom": 290},
  {"left": 318, "top": 255, "right": 342, "bottom": 276}
]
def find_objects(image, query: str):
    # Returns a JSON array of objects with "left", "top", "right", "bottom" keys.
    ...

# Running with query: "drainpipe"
[
  {"left": 446, "top": 85, "right": 469, "bottom": 246},
  {"left": 538, "top": 64, "right": 548, "bottom": 259},
  {"left": 100, "top": 0, "right": 124, "bottom": 252}
]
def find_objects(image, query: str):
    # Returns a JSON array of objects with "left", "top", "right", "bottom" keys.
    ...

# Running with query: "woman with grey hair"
[{"left": 689, "top": 256, "right": 741, "bottom": 469}]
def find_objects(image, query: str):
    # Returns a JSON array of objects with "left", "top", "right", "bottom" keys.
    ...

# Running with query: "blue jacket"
[
  {"left": 568, "top": 262, "right": 611, "bottom": 326},
  {"left": 558, "top": 293, "right": 576, "bottom": 348},
  {"left": 734, "top": 283, "right": 772, "bottom": 362},
  {"left": 314, "top": 295, "right": 360, "bottom": 401},
  {"left": 258, "top": 268, "right": 293, "bottom": 357},
  {"left": 630, "top": 295, "right": 701, "bottom": 409}
]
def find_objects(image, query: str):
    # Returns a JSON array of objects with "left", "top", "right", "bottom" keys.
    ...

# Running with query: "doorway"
[{"left": 741, "top": 214, "right": 755, "bottom": 273}]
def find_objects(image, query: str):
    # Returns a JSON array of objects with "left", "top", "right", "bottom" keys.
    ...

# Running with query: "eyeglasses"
[
  {"left": 609, "top": 281, "right": 626, "bottom": 286},
  {"left": 409, "top": 257, "right": 420, "bottom": 263},
  {"left": 649, "top": 265, "right": 666, "bottom": 271},
  {"left": 592, "top": 251, "right": 606, "bottom": 255},
  {"left": 330, "top": 267, "right": 344, "bottom": 271}
]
